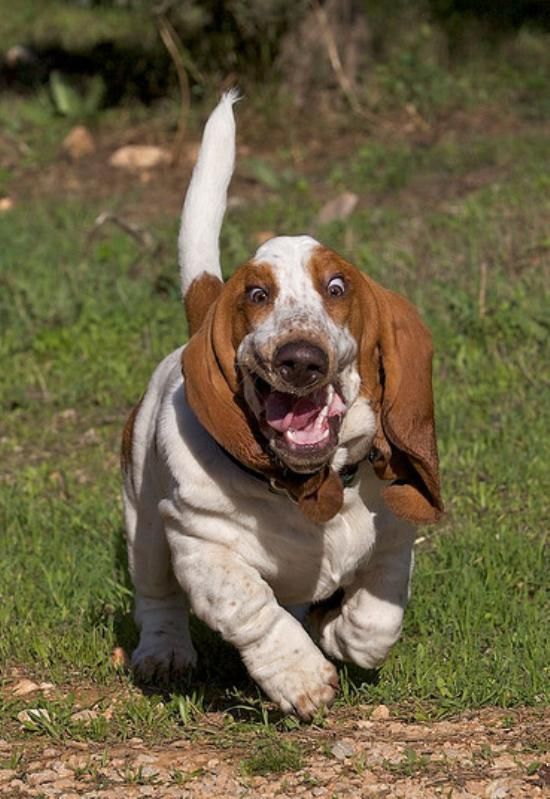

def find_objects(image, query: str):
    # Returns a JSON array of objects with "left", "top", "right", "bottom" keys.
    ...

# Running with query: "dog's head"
[{"left": 182, "top": 236, "right": 442, "bottom": 525}]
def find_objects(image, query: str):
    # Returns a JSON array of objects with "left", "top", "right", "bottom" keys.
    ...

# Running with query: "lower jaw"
[{"left": 267, "top": 429, "right": 339, "bottom": 473}]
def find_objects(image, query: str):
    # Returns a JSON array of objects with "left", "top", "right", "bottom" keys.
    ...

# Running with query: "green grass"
[{"left": 1, "top": 85, "right": 549, "bottom": 747}]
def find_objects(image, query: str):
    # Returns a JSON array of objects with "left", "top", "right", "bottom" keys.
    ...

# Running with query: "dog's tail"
[{"left": 178, "top": 90, "right": 239, "bottom": 309}]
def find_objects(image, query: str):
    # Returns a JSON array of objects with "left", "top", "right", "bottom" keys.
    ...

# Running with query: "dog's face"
[
  {"left": 235, "top": 237, "right": 362, "bottom": 472},
  {"left": 183, "top": 235, "right": 443, "bottom": 524}
]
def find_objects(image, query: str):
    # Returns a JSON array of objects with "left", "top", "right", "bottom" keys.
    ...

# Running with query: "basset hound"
[{"left": 122, "top": 91, "right": 443, "bottom": 719}]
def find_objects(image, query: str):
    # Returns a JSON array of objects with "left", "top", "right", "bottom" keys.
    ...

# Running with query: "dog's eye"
[
  {"left": 247, "top": 286, "right": 270, "bottom": 304},
  {"left": 327, "top": 275, "right": 346, "bottom": 298}
]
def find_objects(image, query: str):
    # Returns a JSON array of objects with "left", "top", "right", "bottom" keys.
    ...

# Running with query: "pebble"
[
  {"left": 12, "top": 678, "right": 41, "bottom": 696},
  {"left": 62, "top": 126, "right": 95, "bottom": 159},
  {"left": 330, "top": 739, "right": 355, "bottom": 760},
  {"left": 17, "top": 708, "right": 51, "bottom": 724},
  {"left": 70, "top": 709, "right": 99, "bottom": 723},
  {"left": 109, "top": 145, "right": 171, "bottom": 171},
  {"left": 27, "top": 768, "right": 58, "bottom": 785},
  {"left": 317, "top": 192, "right": 359, "bottom": 225},
  {"left": 370, "top": 704, "right": 390, "bottom": 720}
]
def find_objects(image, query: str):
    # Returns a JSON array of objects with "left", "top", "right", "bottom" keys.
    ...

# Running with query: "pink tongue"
[{"left": 265, "top": 393, "right": 321, "bottom": 433}]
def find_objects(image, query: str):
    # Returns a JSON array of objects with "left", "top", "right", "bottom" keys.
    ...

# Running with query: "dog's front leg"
[
  {"left": 313, "top": 525, "right": 416, "bottom": 670},
  {"left": 167, "top": 533, "right": 338, "bottom": 719}
]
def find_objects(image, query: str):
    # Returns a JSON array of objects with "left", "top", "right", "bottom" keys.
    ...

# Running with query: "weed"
[
  {"left": 240, "top": 735, "right": 303, "bottom": 776},
  {"left": 171, "top": 767, "right": 204, "bottom": 785},
  {"left": 122, "top": 765, "right": 159, "bottom": 785},
  {"left": 170, "top": 690, "right": 206, "bottom": 726},
  {"left": 383, "top": 748, "right": 430, "bottom": 776},
  {"left": 0, "top": 750, "right": 24, "bottom": 771}
]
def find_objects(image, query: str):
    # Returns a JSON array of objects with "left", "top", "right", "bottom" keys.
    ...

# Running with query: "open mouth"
[{"left": 253, "top": 378, "right": 347, "bottom": 468}]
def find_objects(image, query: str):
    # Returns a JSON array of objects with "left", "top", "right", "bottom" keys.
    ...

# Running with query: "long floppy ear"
[
  {"left": 182, "top": 282, "right": 272, "bottom": 470},
  {"left": 184, "top": 273, "right": 224, "bottom": 337},
  {"left": 182, "top": 274, "right": 347, "bottom": 523},
  {"left": 361, "top": 276, "right": 443, "bottom": 524}
]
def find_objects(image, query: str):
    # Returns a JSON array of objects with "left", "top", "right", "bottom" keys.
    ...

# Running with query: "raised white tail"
[{"left": 178, "top": 90, "right": 239, "bottom": 297}]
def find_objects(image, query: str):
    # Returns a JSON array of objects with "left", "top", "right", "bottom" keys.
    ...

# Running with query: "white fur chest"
[{"left": 150, "top": 355, "right": 377, "bottom": 606}]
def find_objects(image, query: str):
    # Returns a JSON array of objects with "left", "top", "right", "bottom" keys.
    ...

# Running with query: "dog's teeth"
[
  {"left": 326, "top": 384, "right": 334, "bottom": 407},
  {"left": 315, "top": 406, "right": 329, "bottom": 430}
]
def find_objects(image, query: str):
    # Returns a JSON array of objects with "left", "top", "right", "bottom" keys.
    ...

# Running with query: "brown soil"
[{"left": 1, "top": 707, "right": 548, "bottom": 798}]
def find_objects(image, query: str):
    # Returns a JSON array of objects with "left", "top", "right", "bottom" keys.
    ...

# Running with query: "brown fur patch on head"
[
  {"left": 184, "top": 273, "right": 224, "bottom": 337},
  {"left": 309, "top": 245, "right": 443, "bottom": 524},
  {"left": 182, "top": 260, "right": 278, "bottom": 459}
]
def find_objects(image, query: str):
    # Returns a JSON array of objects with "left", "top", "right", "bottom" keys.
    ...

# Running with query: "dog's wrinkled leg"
[
  {"left": 313, "top": 527, "right": 416, "bottom": 669},
  {"left": 167, "top": 531, "right": 338, "bottom": 719},
  {"left": 123, "top": 482, "right": 197, "bottom": 683}
]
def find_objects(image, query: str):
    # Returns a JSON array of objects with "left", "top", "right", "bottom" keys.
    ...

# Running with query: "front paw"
[
  {"left": 249, "top": 648, "right": 339, "bottom": 720},
  {"left": 131, "top": 634, "right": 197, "bottom": 684}
]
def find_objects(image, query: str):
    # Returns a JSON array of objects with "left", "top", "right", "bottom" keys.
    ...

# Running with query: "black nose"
[{"left": 273, "top": 340, "right": 329, "bottom": 389}]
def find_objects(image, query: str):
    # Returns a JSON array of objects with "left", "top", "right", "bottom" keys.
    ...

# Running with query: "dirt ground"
[{"left": 1, "top": 706, "right": 548, "bottom": 798}]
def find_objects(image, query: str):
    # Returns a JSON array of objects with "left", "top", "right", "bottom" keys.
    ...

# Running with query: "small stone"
[
  {"left": 83, "top": 428, "right": 100, "bottom": 444},
  {"left": 0, "top": 197, "right": 14, "bottom": 212},
  {"left": 356, "top": 719, "right": 374, "bottom": 729},
  {"left": 485, "top": 779, "right": 512, "bottom": 798},
  {"left": 62, "top": 126, "right": 95, "bottom": 159},
  {"left": 70, "top": 709, "right": 99, "bottom": 724},
  {"left": 111, "top": 646, "right": 129, "bottom": 669},
  {"left": 17, "top": 708, "right": 51, "bottom": 724},
  {"left": 317, "top": 192, "right": 359, "bottom": 225},
  {"left": 38, "top": 682, "right": 55, "bottom": 692},
  {"left": 27, "top": 768, "right": 58, "bottom": 785},
  {"left": 5, "top": 45, "right": 36, "bottom": 67},
  {"left": 492, "top": 754, "right": 517, "bottom": 770},
  {"left": 0, "top": 770, "right": 16, "bottom": 783},
  {"left": 135, "top": 754, "right": 157, "bottom": 765},
  {"left": 137, "top": 766, "right": 158, "bottom": 781},
  {"left": 12, "top": 679, "right": 40, "bottom": 696},
  {"left": 330, "top": 739, "right": 355, "bottom": 760},
  {"left": 52, "top": 778, "right": 76, "bottom": 790},
  {"left": 58, "top": 408, "right": 77, "bottom": 422},
  {"left": 370, "top": 704, "right": 390, "bottom": 720},
  {"left": 109, "top": 145, "right": 171, "bottom": 171}
]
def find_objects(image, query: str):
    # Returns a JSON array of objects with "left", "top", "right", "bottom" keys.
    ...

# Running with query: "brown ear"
[
  {"left": 184, "top": 273, "right": 224, "bottom": 337},
  {"left": 182, "top": 283, "right": 272, "bottom": 471},
  {"left": 361, "top": 276, "right": 443, "bottom": 524},
  {"left": 182, "top": 278, "right": 347, "bottom": 523}
]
